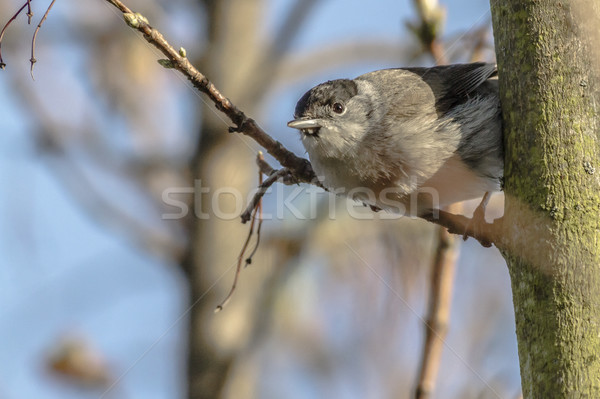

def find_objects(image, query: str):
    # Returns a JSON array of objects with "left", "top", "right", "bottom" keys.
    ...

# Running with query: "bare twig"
[
  {"left": 408, "top": 0, "right": 447, "bottom": 64},
  {"left": 241, "top": 168, "right": 292, "bottom": 224},
  {"left": 426, "top": 40, "right": 448, "bottom": 66},
  {"left": 467, "top": 23, "right": 491, "bottom": 62},
  {"left": 256, "top": 154, "right": 299, "bottom": 186},
  {"left": 415, "top": 206, "right": 461, "bottom": 399},
  {"left": 241, "top": 153, "right": 300, "bottom": 224},
  {"left": 0, "top": 1, "right": 30, "bottom": 69},
  {"left": 26, "top": 0, "right": 33, "bottom": 24},
  {"left": 245, "top": 191, "right": 263, "bottom": 266},
  {"left": 434, "top": 21, "right": 493, "bottom": 63},
  {"left": 215, "top": 162, "right": 265, "bottom": 312},
  {"left": 103, "top": 0, "right": 501, "bottom": 248},
  {"left": 30, "top": 0, "right": 56, "bottom": 80},
  {"left": 256, "top": 153, "right": 276, "bottom": 176},
  {"left": 418, "top": 188, "right": 498, "bottom": 399},
  {"left": 214, "top": 206, "right": 259, "bottom": 312}
]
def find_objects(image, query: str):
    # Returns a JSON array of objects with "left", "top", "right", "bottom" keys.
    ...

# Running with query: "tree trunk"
[
  {"left": 183, "top": 1, "right": 264, "bottom": 398},
  {"left": 490, "top": 1, "right": 600, "bottom": 397}
]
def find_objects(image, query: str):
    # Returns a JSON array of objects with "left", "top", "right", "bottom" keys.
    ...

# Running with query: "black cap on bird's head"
[
  {"left": 288, "top": 79, "right": 358, "bottom": 135},
  {"left": 293, "top": 79, "right": 358, "bottom": 119}
]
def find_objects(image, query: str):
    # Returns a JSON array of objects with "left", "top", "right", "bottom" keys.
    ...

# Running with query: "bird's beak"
[{"left": 287, "top": 119, "right": 322, "bottom": 130}]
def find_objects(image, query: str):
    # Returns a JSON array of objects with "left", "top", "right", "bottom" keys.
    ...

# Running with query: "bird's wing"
[{"left": 404, "top": 62, "right": 498, "bottom": 114}]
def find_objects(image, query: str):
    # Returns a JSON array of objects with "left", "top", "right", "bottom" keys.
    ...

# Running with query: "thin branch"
[
  {"left": 106, "top": 0, "right": 131, "bottom": 13},
  {"left": 27, "top": 0, "right": 33, "bottom": 24},
  {"left": 241, "top": 168, "right": 292, "bottom": 224},
  {"left": 467, "top": 23, "right": 492, "bottom": 62},
  {"left": 256, "top": 153, "right": 276, "bottom": 176},
  {"left": 0, "top": 1, "right": 30, "bottom": 69},
  {"left": 430, "top": 22, "right": 493, "bottom": 64},
  {"left": 421, "top": 209, "right": 503, "bottom": 250},
  {"left": 255, "top": 152, "right": 296, "bottom": 186},
  {"left": 30, "top": 0, "right": 56, "bottom": 80},
  {"left": 415, "top": 206, "right": 460, "bottom": 399},
  {"left": 214, "top": 206, "right": 259, "bottom": 312},
  {"left": 426, "top": 40, "right": 448, "bottom": 66},
  {"left": 408, "top": 0, "right": 447, "bottom": 64},
  {"left": 245, "top": 191, "right": 263, "bottom": 266},
  {"left": 215, "top": 163, "right": 265, "bottom": 312}
]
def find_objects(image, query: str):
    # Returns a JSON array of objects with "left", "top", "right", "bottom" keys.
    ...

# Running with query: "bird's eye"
[{"left": 332, "top": 102, "right": 344, "bottom": 114}]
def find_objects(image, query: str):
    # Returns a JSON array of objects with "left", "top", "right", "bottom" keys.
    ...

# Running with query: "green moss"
[{"left": 492, "top": 0, "right": 600, "bottom": 397}]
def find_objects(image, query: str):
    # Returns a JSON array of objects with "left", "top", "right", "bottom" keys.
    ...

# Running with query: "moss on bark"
[{"left": 491, "top": 1, "right": 600, "bottom": 397}]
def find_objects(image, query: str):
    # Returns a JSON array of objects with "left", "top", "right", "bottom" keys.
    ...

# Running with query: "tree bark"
[
  {"left": 182, "top": 1, "right": 264, "bottom": 398},
  {"left": 490, "top": 1, "right": 600, "bottom": 397}
]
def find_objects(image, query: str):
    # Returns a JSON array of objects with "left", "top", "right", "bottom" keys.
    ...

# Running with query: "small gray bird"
[{"left": 287, "top": 62, "right": 502, "bottom": 216}]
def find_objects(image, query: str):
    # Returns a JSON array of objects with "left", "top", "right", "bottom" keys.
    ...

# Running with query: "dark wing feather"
[{"left": 403, "top": 62, "right": 498, "bottom": 115}]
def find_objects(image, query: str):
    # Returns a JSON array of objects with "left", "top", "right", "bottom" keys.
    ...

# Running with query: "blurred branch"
[
  {"left": 26, "top": 0, "right": 32, "bottom": 23},
  {"left": 407, "top": 0, "right": 447, "bottom": 64},
  {"left": 30, "top": 0, "right": 56, "bottom": 79},
  {"left": 466, "top": 23, "right": 492, "bottom": 62},
  {"left": 215, "top": 158, "right": 265, "bottom": 312},
  {"left": 103, "top": 0, "right": 503, "bottom": 248},
  {"left": 421, "top": 209, "right": 503, "bottom": 248},
  {"left": 241, "top": 153, "right": 298, "bottom": 223},
  {"left": 415, "top": 205, "right": 460, "bottom": 399}
]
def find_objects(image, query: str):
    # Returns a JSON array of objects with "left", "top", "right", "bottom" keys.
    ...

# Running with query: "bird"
[{"left": 287, "top": 62, "right": 502, "bottom": 217}]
